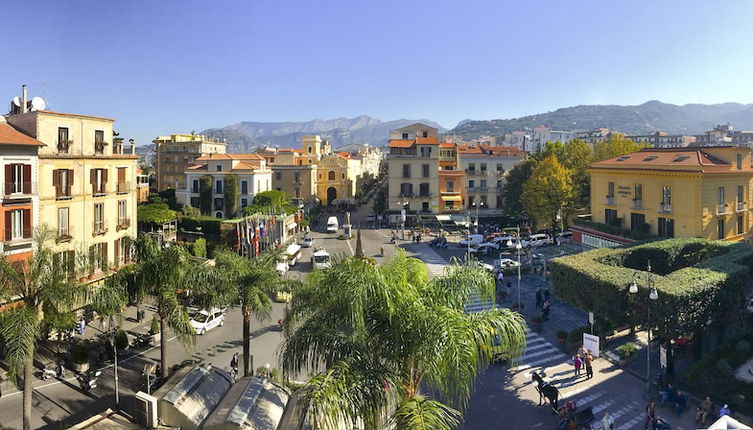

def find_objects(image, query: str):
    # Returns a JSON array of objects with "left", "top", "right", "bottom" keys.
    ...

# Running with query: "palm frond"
[
  {"left": 391, "top": 395, "right": 461, "bottom": 430},
  {"left": 0, "top": 306, "right": 40, "bottom": 377}
]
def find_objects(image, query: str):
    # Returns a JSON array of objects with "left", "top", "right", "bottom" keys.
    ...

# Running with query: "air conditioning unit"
[{"left": 133, "top": 391, "right": 158, "bottom": 428}]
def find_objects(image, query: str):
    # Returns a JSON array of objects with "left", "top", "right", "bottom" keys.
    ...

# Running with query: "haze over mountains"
[{"left": 153, "top": 101, "right": 753, "bottom": 154}]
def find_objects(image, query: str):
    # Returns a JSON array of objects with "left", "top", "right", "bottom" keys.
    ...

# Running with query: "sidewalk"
[{"left": 0, "top": 303, "right": 157, "bottom": 396}]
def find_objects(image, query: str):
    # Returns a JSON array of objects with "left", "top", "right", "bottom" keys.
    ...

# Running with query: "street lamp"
[
  {"left": 507, "top": 226, "right": 523, "bottom": 311},
  {"left": 629, "top": 261, "right": 659, "bottom": 399},
  {"left": 397, "top": 195, "right": 410, "bottom": 240}
]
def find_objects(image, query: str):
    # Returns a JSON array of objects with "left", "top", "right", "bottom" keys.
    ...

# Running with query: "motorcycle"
[
  {"left": 38, "top": 360, "right": 67, "bottom": 380},
  {"left": 134, "top": 333, "right": 153, "bottom": 348},
  {"left": 77, "top": 369, "right": 102, "bottom": 392}
]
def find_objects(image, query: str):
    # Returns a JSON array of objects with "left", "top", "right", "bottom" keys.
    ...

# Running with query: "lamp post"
[
  {"left": 472, "top": 200, "right": 484, "bottom": 234},
  {"left": 629, "top": 261, "right": 659, "bottom": 399},
  {"left": 398, "top": 195, "right": 409, "bottom": 240},
  {"left": 507, "top": 226, "right": 523, "bottom": 311}
]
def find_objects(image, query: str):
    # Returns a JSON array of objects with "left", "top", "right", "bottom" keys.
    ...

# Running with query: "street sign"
[{"left": 583, "top": 333, "right": 600, "bottom": 358}]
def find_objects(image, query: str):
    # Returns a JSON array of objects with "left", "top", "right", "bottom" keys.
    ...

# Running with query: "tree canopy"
[
  {"left": 520, "top": 155, "right": 573, "bottom": 228},
  {"left": 137, "top": 203, "right": 177, "bottom": 225}
]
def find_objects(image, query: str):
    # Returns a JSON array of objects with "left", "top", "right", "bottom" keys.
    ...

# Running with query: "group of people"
[
  {"left": 572, "top": 345, "right": 594, "bottom": 380},
  {"left": 535, "top": 287, "right": 551, "bottom": 319},
  {"left": 658, "top": 382, "right": 687, "bottom": 416},
  {"left": 647, "top": 388, "right": 732, "bottom": 429}
]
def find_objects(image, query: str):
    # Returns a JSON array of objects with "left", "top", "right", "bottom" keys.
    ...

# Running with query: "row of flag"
[{"left": 235, "top": 215, "right": 277, "bottom": 257}]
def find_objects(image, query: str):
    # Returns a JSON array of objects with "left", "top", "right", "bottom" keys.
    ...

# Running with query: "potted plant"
[
  {"left": 72, "top": 341, "right": 90, "bottom": 373},
  {"left": 556, "top": 330, "right": 568, "bottom": 344},
  {"left": 531, "top": 314, "right": 544, "bottom": 329},
  {"left": 617, "top": 342, "right": 637, "bottom": 366},
  {"left": 150, "top": 316, "right": 160, "bottom": 345}
]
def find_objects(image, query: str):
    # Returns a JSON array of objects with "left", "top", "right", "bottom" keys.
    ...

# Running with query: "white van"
[
  {"left": 326, "top": 216, "right": 339, "bottom": 233},
  {"left": 285, "top": 243, "right": 302, "bottom": 266},
  {"left": 312, "top": 248, "right": 331, "bottom": 269},
  {"left": 522, "top": 233, "right": 551, "bottom": 248}
]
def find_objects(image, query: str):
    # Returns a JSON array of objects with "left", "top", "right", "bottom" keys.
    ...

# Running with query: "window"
[
  {"left": 216, "top": 165, "right": 223, "bottom": 172},
  {"left": 634, "top": 184, "right": 642, "bottom": 201},
  {"left": 496, "top": 163, "right": 504, "bottom": 172},
  {"left": 419, "top": 183, "right": 429, "bottom": 197},
  {"left": 480, "top": 163, "right": 487, "bottom": 173},
  {"left": 400, "top": 183, "right": 413, "bottom": 196},
  {"left": 468, "top": 196, "right": 475, "bottom": 209},
  {"left": 215, "top": 180, "right": 223, "bottom": 194},
  {"left": 91, "top": 168, "right": 107, "bottom": 194},
  {"left": 295, "top": 187, "right": 300, "bottom": 198},
  {"left": 58, "top": 127, "right": 70, "bottom": 153},
  {"left": 496, "top": 195, "right": 504, "bottom": 209},
  {"left": 738, "top": 215, "right": 744, "bottom": 235},
  {"left": 422, "top": 131, "right": 428, "bottom": 138},
  {"left": 468, "top": 163, "right": 476, "bottom": 172},
  {"left": 9, "top": 209, "right": 23, "bottom": 240},
  {"left": 658, "top": 217, "right": 674, "bottom": 237},
  {"left": 422, "top": 164, "right": 429, "bottom": 178},
  {"left": 214, "top": 198, "right": 224, "bottom": 211},
  {"left": 480, "top": 195, "right": 488, "bottom": 206},
  {"left": 54, "top": 251, "right": 75, "bottom": 277},
  {"left": 402, "top": 164, "right": 411, "bottom": 178},
  {"left": 118, "top": 200, "right": 127, "bottom": 223},
  {"left": 480, "top": 180, "right": 487, "bottom": 189},
  {"left": 468, "top": 180, "right": 475, "bottom": 188},
  {"left": 275, "top": 172, "right": 282, "bottom": 180},
  {"left": 58, "top": 208, "right": 69, "bottom": 237},
  {"left": 718, "top": 219, "right": 725, "bottom": 240},
  {"left": 422, "top": 202, "right": 429, "bottom": 212},
  {"left": 115, "top": 238, "right": 127, "bottom": 266},
  {"left": 604, "top": 209, "right": 617, "bottom": 224},
  {"left": 607, "top": 182, "right": 615, "bottom": 197},
  {"left": 341, "top": 173, "right": 345, "bottom": 180},
  {"left": 241, "top": 180, "right": 248, "bottom": 194},
  {"left": 447, "top": 181, "right": 454, "bottom": 192},
  {"left": 738, "top": 154, "right": 743, "bottom": 170},
  {"left": 738, "top": 185, "right": 744, "bottom": 203},
  {"left": 94, "top": 203, "right": 105, "bottom": 233},
  {"left": 95, "top": 130, "right": 105, "bottom": 154},
  {"left": 241, "top": 198, "right": 248, "bottom": 208},
  {"left": 420, "top": 147, "right": 432, "bottom": 157},
  {"left": 294, "top": 172, "right": 300, "bottom": 183},
  {"left": 718, "top": 187, "right": 725, "bottom": 206},
  {"left": 326, "top": 171, "right": 334, "bottom": 181},
  {"left": 192, "top": 179, "right": 199, "bottom": 193},
  {"left": 90, "top": 242, "right": 107, "bottom": 273},
  {"left": 190, "top": 197, "right": 200, "bottom": 207},
  {"left": 662, "top": 186, "right": 671, "bottom": 204},
  {"left": 308, "top": 146, "right": 312, "bottom": 154},
  {"left": 402, "top": 132, "right": 409, "bottom": 139}
]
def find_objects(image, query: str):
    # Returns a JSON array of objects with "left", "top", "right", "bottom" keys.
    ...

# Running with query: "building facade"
[
  {"left": 386, "top": 124, "right": 441, "bottom": 214},
  {"left": 627, "top": 131, "right": 697, "bottom": 148},
  {"left": 0, "top": 122, "right": 43, "bottom": 263},
  {"left": 457, "top": 144, "right": 524, "bottom": 215},
  {"left": 584, "top": 147, "right": 753, "bottom": 246},
  {"left": 271, "top": 164, "right": 316, "bottom": 206},
  {"left": 154, "top": 133, "right": 226, "bottom": 192},
  {"left": 177, "top": 153, "right": 272, "bottom": 218},
  {"left": 5, "top": 107, "right": 139, "bottom": 281}
]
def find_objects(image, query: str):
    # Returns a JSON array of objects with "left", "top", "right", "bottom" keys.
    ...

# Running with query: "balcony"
[
  {"left": 116, "top": 182, "right": 132, "bottom": 194},
  {"left": 631, "top": 199, "right": 643, "bottom": 210},
  {"left": 117, "top": 217, "right": 131, "bottom": 231},
  {"left": 465, "top": 169, "right": 480, "bottom": 176},
  {"left": 92, "top": 220, "right": 108, "bottom": 237},
  {"left": 659, "top": 202, "right": 672, "bottom": 214},
  {"left": 113, "top": 143, "right": 136, "bottom": 155},
  {"left": 3, "top": 182, "right": 36, "bottom": 198},
  {"left": 57, "top": 226, "right": 74, "bottom": 243},
  {"left": 467, "top": 187, "right": 477, "bottom": 193},
  {"left": 479, "top": 187, "right": 489, "bottom": 193},
  {"left": 3, "top": 227, "right": 32, "bottom": 244},
  {"left": 94, "top": 142, "right": 107, "bottom": 154},
  {"left": 716, "top": 204, "right": 730, "bottom": 215},
  {"left": 605, "top": 196, "right": 615, "bottom": 205},
  {"left": 737, "top": 201, "right": 748, "bottom": 212},
  {"left": 57, "top": 140, "right": 72, "bottom": 154}
]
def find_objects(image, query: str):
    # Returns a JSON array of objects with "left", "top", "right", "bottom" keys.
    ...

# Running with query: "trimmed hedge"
[{"left": 549, "top": 238, "right": 753, "bottom": 338}]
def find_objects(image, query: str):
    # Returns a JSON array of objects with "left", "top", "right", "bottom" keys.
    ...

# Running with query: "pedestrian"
[
  {"left": 645, "top": 401, "right": 657, "bottom": 429},
  {"left": 572, "top": 355, "right": 582, "bottom": 377},
  {"left": 674, "top": 390, "right": 687, "bottom": 416},
  {"left": 535, "top": 287, "right": 543, "bottom": 307},
  {"left": 601, "top": 412, "right": 614, "bottom": 430},
  {"left": 78, "top": 318, "right": 86, "bottom": 336},
  {"left": 230, "top": 352, "right": 239, "bottom": 376},
  {"left": 659, "top": 382, "right": 676, "bottom": 406},
  {"left": 542, "top": 299, "right": 551, "bottom": 320},
  {"left": 497, "top": 271, "right": 504, "bottom": 284},
  {"left": 577, "top": 345, "right": 586, "bottom": 360},
  {"left": 380, "top": 246, "right": 384, "bottom": 257},
  {"left": 544, "top": 288, "right": 551, "bottom": 302},
  {"left": 584, "top": 350, "right": 593, "bottom": 379},
  {"left": 720, "top": 404, "right": 731, "bottom": 417},
  {"left": 696, "top": 397, "right": 712, "bottom": 426}
]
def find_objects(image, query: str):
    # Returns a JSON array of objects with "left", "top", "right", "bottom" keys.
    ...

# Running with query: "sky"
[{"left": 2, "top": 0, "right": 753, "bottom": 145}]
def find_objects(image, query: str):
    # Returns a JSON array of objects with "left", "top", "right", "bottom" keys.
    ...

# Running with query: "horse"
[{"left": 531, "top": 371, "right": 559, "bottom": 411}]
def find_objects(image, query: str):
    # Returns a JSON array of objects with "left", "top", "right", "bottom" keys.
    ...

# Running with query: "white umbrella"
[{"left": 708, "top": 415, "right": 753, "bottom": 430}]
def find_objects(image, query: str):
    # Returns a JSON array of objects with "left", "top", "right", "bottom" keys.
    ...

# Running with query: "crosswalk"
[{"left": 410, "top": 243, "right": 448, "bottom": 278}]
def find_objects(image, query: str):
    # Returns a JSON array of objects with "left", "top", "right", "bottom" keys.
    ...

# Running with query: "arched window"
[
  {"left": 308, "top": 146, "right": 312, "bottom": 154},
  {"left": 215, "top": 211, "right": 223, "bottom": 218},
  {"left": 341, "top": 173, "right": 345, "bottom": 180},
  {"left": 328, "top": 171, "right": 335, "bottom": 181}
]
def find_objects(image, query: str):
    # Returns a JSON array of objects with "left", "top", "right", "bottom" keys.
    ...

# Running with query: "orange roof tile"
[
  {"left": 187, "top": 163, "right": 208, "bottom": 171},
  {"left": 196, "top": 153, "right": 265, "bottom": 161},
  {"left": 415, "top": 136, "right": 439, "bottom": 145},
  {"left": 388, "top": 140, "right": 415, "bottom": 148},
  {"left": 439, "top": 143, "right": 455, "bottom": 148},
  {"left": 0, "top": 124, "right": 45, "bottom": 146},
  {"left": 590, "top": 148, "right": 744, "bottom": 172},
  {"left": 439, "top": 160, "right": 456, "bottom": 167},
  {"left": 37, "top": 110, "right": 115, "bottom": 122},
  {"left": 234, "top": 161, "right": 265, "bottom": 170}
]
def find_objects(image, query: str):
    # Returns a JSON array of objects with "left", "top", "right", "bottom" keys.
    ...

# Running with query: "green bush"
[
  {"left": 550, "top": 238, "right": 753, "bottom": 338},
  {"left": 138, "top": 203, "right": 177, "bottom": 225},
  {"left": 151, "top": 316, "right": 160, "bottom": 334},
  {"left": 191, "top": 238, "right": 207, "bottom": 258},
  {"left": 617, "top": 342, "right": 637, "bottom": 359},
  {"left": 114, "top": 329, "right": 129, "bottom": 350},
  {"left": 568, "top": 326, "right": 590, "bottom": 347},
  {"left": 556, "top": 330, "right": 568, "bottom": 339}
]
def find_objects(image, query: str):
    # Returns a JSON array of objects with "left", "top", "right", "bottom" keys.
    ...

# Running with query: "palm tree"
[
  {"left": 212, "top": 250, "right": 282, "bottom": 377},
  {"left": 0, "top": 229, "right": 124, "bottom": 430},
  {"left": 132, "top": 234, "right": 200, "bottom": 380},
  {"left": 280, "top": 250, "right": 527, "bottom": 430}
]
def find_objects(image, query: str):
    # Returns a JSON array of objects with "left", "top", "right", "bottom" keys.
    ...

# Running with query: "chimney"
[{"left": 21, "top": 85, "right": 28, "bottom": 113}]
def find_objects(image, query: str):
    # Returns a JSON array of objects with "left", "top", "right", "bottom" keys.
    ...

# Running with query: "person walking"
[
  {"left": 535, "top": 287, "right": 543, "bottom": 308},
  {"left": 601, "top": 412, "right": 614, "bottom": 430},
  {"left": 720, "top": 404, "right": 731, "bottom": 417},
  {"left": 572, "top": 355, "right": 582, "bottom": 377},
  {"left": 696, "top": 397, "right": 712, "bottom": 426},
  {"left": 645, "top": 401, "right": 657, "bottom": 430},
  {"left": 584, "top": 350, "right": 594, "bottom": 379},
  {"left": 230, "top": 352, "right": 239, "bottom": 378},
  {"left": 380, "top": 246, "right": 384, "bottom": 257},
  {"left": 542, "top": 299, "right": 551, "bottom": 320},
  {"left": 577, "top": 345, "right": 586, "bottom": 360}
]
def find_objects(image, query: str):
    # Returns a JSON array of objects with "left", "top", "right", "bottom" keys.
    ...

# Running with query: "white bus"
[
  {"left": 311, "top": 248, "right": 331, "bottom": 270},
  {"left": 285, "top": 243, "right": 302, "bottom": 266}
]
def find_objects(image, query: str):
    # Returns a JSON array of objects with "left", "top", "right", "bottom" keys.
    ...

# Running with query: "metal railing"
[
  {"left": 737, "top": 201, "right": 748, "bottom": 212},
  {"left": 113, "top": 144, "right": 135, "bottom": 155},
  {"left": 117, "top": 217, "right": 131, "bottom": 231},
  {"left": 605, "top": 196, "right": 615, "bottom": 205},
  {"left": 631, "top": 199, "right": 643, "bottom": 210},
  {"left": 92, "top": 220, "right": 108, "bottom": 237},
  {"left": 659, "top": 202, "right": 672, "bottom": 214},
  {"left": 57, "top": 226, "right": 74, "bottom": 242},
  {"left": 3, "top": 227, "right": 32, "bottom": 242},
  {"left": 2, "top": 182, "right": 36, "bottom": 197},
  {"left": 717, "top": 204, "right": 729, "bottom": 215}
]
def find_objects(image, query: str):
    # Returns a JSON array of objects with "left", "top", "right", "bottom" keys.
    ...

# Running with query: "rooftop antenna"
[{"left": 30, "top": 97, "right": 46, "bottom": 111}]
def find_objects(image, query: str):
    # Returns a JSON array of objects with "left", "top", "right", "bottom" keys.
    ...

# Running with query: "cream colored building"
[
  {"left": 457, "top": 144, "right": 524, "bottom": 214},
  {"left": 154, "top": 133, "right": 226, "bottom": 192},
  {"left": 386, "top": 123, "right": 441, "bottom": 214},
  {"left": 5, "top": 107, "right": 139, "bottom": 281}
]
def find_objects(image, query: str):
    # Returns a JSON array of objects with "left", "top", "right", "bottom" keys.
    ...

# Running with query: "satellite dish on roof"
[
  {"left": 30, "top": 97, "right": 46, "bottom": 111},
  {"left": 11, "top": 97, "right": 21, "bottom": 107}
]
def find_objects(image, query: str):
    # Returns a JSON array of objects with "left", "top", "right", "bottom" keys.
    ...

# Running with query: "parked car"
[
  {"left": 460, "top": 234, "right": 484, "bottom": 247},
  {"left": 492, "top": 235, "right": 518, "bottom": 247},
  {"left": 556, "top": 231, "right": 573, "bottom": 244},
  {"left": 521, "top": 233, "right": 552, "bottom": 248},
  {"left": 468, "top": 260, "right": 495, "bottom": 272},
  {"left": 301, "top": 236, "right": 315, "bottom": 248},
  {"left": 498, "top": 258, "right": 521, "bottom": 268},
  {"left": 189, "top": 308, "right": 225, "bottom": 335}
]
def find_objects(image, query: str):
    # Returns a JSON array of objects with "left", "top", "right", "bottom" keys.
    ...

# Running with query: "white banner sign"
[{"left": 583, "top": 333, "right": 600, "bottom": 358}]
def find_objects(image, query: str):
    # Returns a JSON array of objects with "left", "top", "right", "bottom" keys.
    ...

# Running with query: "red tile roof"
[
  {"left": 37, "top": 110, "right": 115, "bottom": 122},
  {"left": 196, "top": 153, "right": 265, "bottom": 161},
  {"left": 387, "top": 140, "right": 415, "bottom": 148},
  {"left": 0, "top": 124, "right": 44, "bottom": 146},
  {"left": 415, "top": 136, "right": 440, "bottom": 145},
  {"left": 187, "top": 163, "right": 208, "bottom": 171},
  {"left": 590, "top": 148, "right": 746, "bottom": 172}
]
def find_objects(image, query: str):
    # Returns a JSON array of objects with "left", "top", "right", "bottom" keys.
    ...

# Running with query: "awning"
[
  {"left": 441, "top": 195, "right": 462, "bottom": 202},
  {"left": 435, "top": 215, "right": 452, "bottom": 222},
  {"left": 286, "top": 222, "right": 297, "bottom": 229}
]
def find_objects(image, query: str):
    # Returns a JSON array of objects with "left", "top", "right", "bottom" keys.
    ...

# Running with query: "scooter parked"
[
  {"left": 38, "top": 360, "right": 67, "bottom": 380},
  {"left": 77, "top": 369, "right": 102, "bottom": 392}
]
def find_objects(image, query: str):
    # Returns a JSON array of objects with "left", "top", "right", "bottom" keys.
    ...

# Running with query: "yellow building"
[
  {"left": 386, "top": 124, "right": 441, "bottom": 215},
  {"left": 154, "top": 133, "right": 226, "bottom": 192},
  {"left": 316, "top": 153, "right": 358, "bottom": 205},
  {"left": 6, "top": 108, "right": 139, "bottom": 280},
  {"left": 584, "top": 146, "right": 753, "bottom": 247}
]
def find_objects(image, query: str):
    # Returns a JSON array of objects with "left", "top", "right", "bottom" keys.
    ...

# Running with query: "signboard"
[
  {"left": 660, "top": 345, "right": 667, "bottom": 368},
  {"left": 617, "top": 185, "right": 632, "bottom": 197},
  {"left": 582, "top": 333, "right": 600, "bottom": 358}
]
